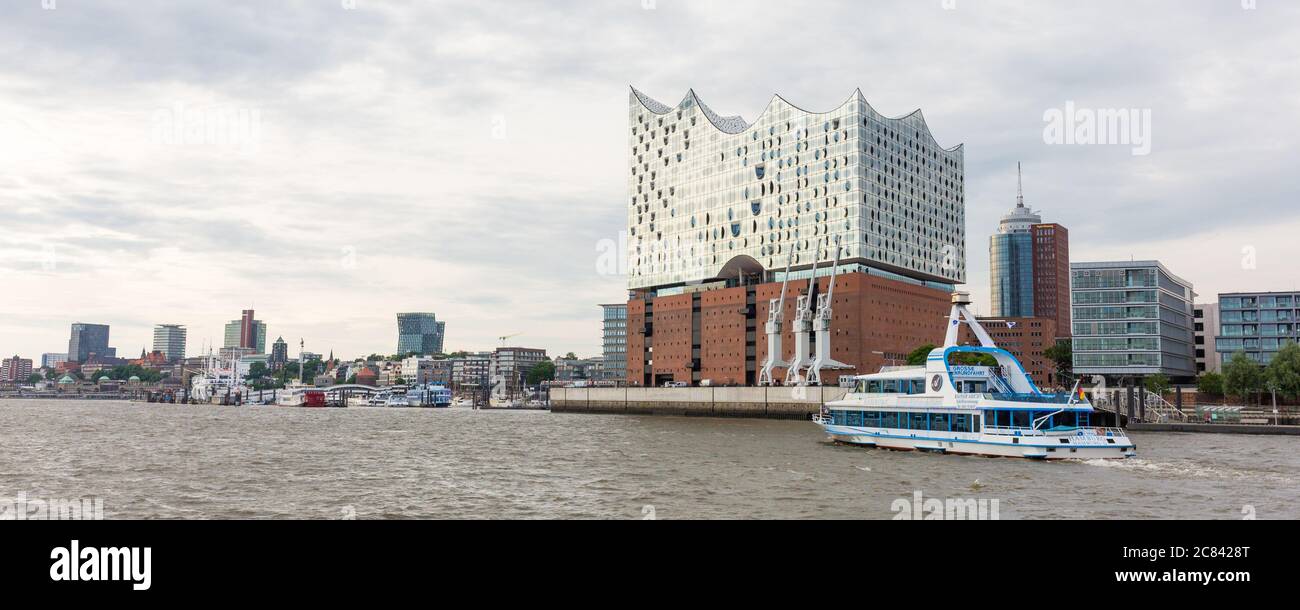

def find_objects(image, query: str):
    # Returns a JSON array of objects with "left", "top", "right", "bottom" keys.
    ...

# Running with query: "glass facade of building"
[
  {"left": 68, "top": 323, "right": 110, "bottom": 362},
  {"left": 601, "top": 304, "right": 627, "bottom": 381},
  {"left": 628, "top": 88, "right": 965, "bottom": 292},
  {"left": 151, "top": 324, "right": 187, "bottom": 362},
  {"left": 397, "top": 313, "right": 446, "bottom": 356},
  {"left": 1215, "top": 292, "right": 1300, "bottom": 364},
  {"left": 990, "top": 232, "right": 1034, "bottom": 317},
  {"left": 1071, "top": 261, "right": 1196, "bottom": 379}
]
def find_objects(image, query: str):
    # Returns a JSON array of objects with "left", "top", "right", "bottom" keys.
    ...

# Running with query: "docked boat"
[
  {"left": 813, "top": 292, "right": 1136, "bottom": 460},
  {"left": 405, "top": 385, "right": 452, "bottom": 408},
  {"left": 276, "top": 384, "right": 327, "bottom": 408}
]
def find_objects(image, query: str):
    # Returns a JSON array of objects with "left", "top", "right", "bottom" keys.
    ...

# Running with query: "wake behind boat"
[{"left": 813, "top": 292, "right": 1136, "bottom": 460}]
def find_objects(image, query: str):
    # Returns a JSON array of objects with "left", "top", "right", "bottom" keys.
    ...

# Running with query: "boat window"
[
  {"left": 855, "top": 379, "right": 869, "bottom": 393},
  {"left": 931, "top": 413, "right": 950, "bottom": 432},
  {"left": 847, "top": 411, "right": 863, "bottom": 426},
  {"left": 868, "top": 380, "right": 882, "bottom": 393},
  {"left": 864, "top": 411, "right": 880, "bottom": 427},
  {"left": 881, "top": 412, "right": 899, "bottom": 428},
  {"left": 909, "top": 412, "right": 927, "bottom": 430},
  {"left": 1012, "top": 410, "right": 1031, "bottom": 429},
  {"left": 951, "top": 413, "right": 970, "bottom": 433}
]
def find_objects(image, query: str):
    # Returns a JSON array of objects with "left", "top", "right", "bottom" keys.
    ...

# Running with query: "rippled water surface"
[{"left": 1, "top": 400, "right": 1296, "bottom": 519}]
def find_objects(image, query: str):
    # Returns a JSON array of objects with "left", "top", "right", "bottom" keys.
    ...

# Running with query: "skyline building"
[
  {"left": 41, "top": 353, "right": 67, "bottom": 369},
  {"left": 624, "top": 87, "right": 965, "bottom": 386},
  {"left": 1, "top": 356, "right": 34, "bottom": 382},
  {"left": 1071, "top": 260, "right": 1196, "bottom": 381},
  {"left": 151, "top": 324, "right": 187, "bottom": 362},
  {"left": 989, "top": 165, "right": 1071, "bottom": 335},
  {"left": 223, "top": 310, "right": 266, "bottom": 353},
  {"left": 270, "top": 337, "right": 289, "bottom": 371},
  {"left": 396, "top": 312, "right": 446, "bottom": 356},
  {"left": 67, "top": 323, "right": 112, "bottom": 363}
]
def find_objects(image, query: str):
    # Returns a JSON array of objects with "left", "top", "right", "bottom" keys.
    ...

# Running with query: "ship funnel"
[{"left": 951, "top": 291, "right": 973, "bottom": 306}]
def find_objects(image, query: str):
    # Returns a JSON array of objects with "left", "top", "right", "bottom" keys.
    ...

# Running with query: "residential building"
[
  {"left": 1194, "top": 303, "right": 1221, "bottom": 374},
  {"left": 1071, "top": 261, "right": 1196, "bottom": 382},
  {"left": 223, "top": 310, "right": 266, "bottom": 352},
  {"left": 41, "top": 353, "right": 67, "bottom": 369},
  {"left": 67, "top": 323, "right": 112, "bottom": 363},
  {"left": 396, "top": 312, "right": 446, "bottom": 356},
  {"left": 554, "top": 356, "right": 602, "bottom": 382},
  {"left": 490, "top": 347, "right": 547, "bottom": 395},
  {"left": 625, "top": 87, "right": 965, "bottom": 386},
  {"left": 451, "top": 353, "right": 491, "bottom": 391},
  {"left": 1214, "top": 292, "right": 1300, "bottom": 365},
  {"left": 1, "top": 356, "right": 34, "bottom": 382},
  {"left": 151, "top": 324, "right": 187, "bottom": 362},
  {"left": 600, "top": 303, "right": 628, "bottom": 381}
]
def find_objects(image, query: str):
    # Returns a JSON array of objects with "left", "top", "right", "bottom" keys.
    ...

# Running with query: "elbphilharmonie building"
[{"left": 627, "top": 88, "right": 965, "bottom": 293}]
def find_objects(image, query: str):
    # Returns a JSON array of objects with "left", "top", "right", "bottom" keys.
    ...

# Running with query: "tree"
[
  {"left": 26, "top": 373, "right": 43, "bottom": 384},
  {"left": 950, "top": 352, "right": 998, "bottom": 367},
  {"left": 564, "top": 352, "right": 577, "bottom": 360},
  {"left": 1196, "top": 372, "right": 1225, "bottom": 397},
  {"left": 1043, "top": 339, "right": 1074, "bottom": 385},
  {"left": 246, "top": 362, "right": 269, "bottom": 380},
  {"left": 1265, "top": 341, "right": 1300, "bottom": 400},
  {"left": 1223, "top": 351, "right": 1265, "bottom": 404},
  {"left": 526, "top": 361, "right": 556, "bottom": 386},
  {"left": 1144, "top": 373, "right": 1171, "bottom": 396},
  {"left": 906, "top": 344, "right": 937, "bottom": 366}
]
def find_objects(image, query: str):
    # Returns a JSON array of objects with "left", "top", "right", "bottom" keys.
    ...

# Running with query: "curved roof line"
[{"left": 629, "top": 86, "right": 962, "bottom": 152}]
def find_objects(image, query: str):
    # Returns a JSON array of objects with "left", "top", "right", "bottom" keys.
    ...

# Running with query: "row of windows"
[{"left": 830, "top": 409, "right": 1096, "bottom": 431}]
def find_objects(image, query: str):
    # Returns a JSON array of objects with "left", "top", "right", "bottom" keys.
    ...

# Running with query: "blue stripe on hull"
[{"left": 819, "top": 425, "right": 1135, "bottom": 451}]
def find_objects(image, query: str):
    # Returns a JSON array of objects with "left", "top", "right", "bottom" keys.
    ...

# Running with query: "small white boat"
[{"left": 813, "top": 292, "right": 1136, "bottom": 460}]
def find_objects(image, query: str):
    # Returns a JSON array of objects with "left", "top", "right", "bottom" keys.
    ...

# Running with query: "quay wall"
[
  {"left": 1129, "top": 422, "right": 1300, "bottom": 436},
  {"left": 551, "top": 386, "right": 848, "bottom": 420}
]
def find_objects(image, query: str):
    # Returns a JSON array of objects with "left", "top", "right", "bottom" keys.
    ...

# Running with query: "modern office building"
[
  {"left": 67, "top": 323, "right": 112, "bottom": 363},
  {"left": 396, "top": 313, "right": 446, "bottom": 356},
  {"left": 1032, "top": 223, "right": 1071, "bottom": 335},
  {"left": 989, "top": 165, "right": 1070, "bottom": 334},
  {"left": 151, "top": 324, "right": 187, "bottom": 362},
  {"left": 625, "top": 87, "right": 965, "bottom": 386},
  {"left": 1214, "top": 292, "right": 1300, "bottom": 365},
  {"left": 989, "top": 171, "right": 1039, "bottom": 318},
  {"left": 600, "top": 303, "right": 628, "bottom": 381},
  {"left": 1071, "top": 261, "right": 1196, "bottom": 381},
  {"left": 1, "top": 356, "right": 34, "bottom": 382},
  {"left": 1193, "top": 303, "right": 1221, "bottom": 374},
  {"left": 41, "top": 353, "right": 67, "bottom": 369},
  {"left": 223, "top": 310, "right": 266, "bottom": 352}
]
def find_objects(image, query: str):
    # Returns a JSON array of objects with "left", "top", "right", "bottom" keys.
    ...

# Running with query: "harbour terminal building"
[{"left": 624, "top": 87, "right": 965, "bottom": 387}]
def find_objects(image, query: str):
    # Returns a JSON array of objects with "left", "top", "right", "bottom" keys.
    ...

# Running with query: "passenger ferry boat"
[
  {"left": 813, "top": 292, "right": 1135, "bottom": 460},
  {"left": 405, "top": 384, "right": 453, "bottom": 408}
]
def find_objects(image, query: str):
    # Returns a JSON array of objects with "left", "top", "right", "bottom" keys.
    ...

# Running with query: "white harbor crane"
[
  {"left": 806, "top": 238, "right": 854, "bottom": 386},
  {"left": 757, "top": 250, "right": 795, "bottom": 386},
  {"left": 785, "top": 252, "right": 819, "bottom": 386}
]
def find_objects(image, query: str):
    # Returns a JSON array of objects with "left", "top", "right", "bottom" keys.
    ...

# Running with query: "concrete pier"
[
  {"left": 1129, "top": 422, "right": 1300, "bottom": 436},
  {"left": 550, "top": 386, "right": 848, "bottom": 420}
]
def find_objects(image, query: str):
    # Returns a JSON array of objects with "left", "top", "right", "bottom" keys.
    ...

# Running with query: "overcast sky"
[{"left": 2, "top": 0, "right": 1298, "bottom": 361}]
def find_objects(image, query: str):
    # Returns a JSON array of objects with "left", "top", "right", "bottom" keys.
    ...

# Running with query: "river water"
[{"left": 1, "top": 399, "right": 1295, "bottom": 519}]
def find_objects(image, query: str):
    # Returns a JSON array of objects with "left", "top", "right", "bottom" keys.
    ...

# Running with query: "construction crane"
[{"left": 498, "top": 332, "right": 523, "bottom": 346}]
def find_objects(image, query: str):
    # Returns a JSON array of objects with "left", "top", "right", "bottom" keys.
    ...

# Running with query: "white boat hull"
[{"left": 818, "top": 424, "right": 1136, "bottom": 460}]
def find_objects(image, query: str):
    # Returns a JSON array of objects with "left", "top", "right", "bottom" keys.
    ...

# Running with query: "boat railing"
[
  {"left": 984, "top": 424, "right": 1129, "bottom": 439},
  {"left": 987, "top": 392, "right": 1086, "bottom": 405}
]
